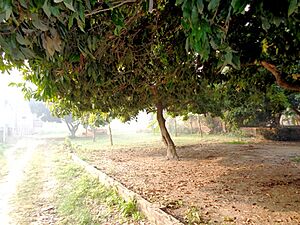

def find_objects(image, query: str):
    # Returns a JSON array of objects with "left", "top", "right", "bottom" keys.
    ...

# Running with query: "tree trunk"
[
  {"left": 174, "top": 117, "right": 178, "bottom": 137},
  {"left": 108, "top": 122, "right": 113, "bottom": 146},
  {"left": 93, "top": 128, "right": 96, "bottom": 142},
  {"left": 156, "top": 102, "right": 178, "bottom": 160},
  {"left": 85, "top": 127, "right": 88, "bottom": 136},
  {"left": 197, "top": 115, "right": 203, "bottom": 138},
  {"left": 272, "top": 113, "right": 282, "bottom": 128},
  {"left": 222, "top": 121, "right": 227, "bottom": 133},
  {"left": 65, "top": 121, "right": 79, "bottom": 138},
  {"left": 190, "top": 117, "right": 193, "bottom": 134}
]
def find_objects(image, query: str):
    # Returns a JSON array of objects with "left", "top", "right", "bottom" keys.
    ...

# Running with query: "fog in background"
[{"left": 0, "top": 70, "right": 154, "bottom": 143}]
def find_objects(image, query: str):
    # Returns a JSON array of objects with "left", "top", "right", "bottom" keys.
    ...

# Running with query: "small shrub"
[
  {"left": 119, "top": 199, "right": 141, "bottom": 219},
  {"left": 184, "top": 206, "right": 204, "bottom": 225}
]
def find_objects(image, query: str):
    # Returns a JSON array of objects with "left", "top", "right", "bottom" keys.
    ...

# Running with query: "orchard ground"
[
  {"left": 71, "top": 132, "right": 300, "bottom": 225},
  {"left": 0, "top": 132, "right": 299, "bottom": 224}
]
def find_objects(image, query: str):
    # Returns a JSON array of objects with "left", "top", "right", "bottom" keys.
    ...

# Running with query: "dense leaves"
[{"left": 0, "top": 1, "right": 299, "bottom": 156}]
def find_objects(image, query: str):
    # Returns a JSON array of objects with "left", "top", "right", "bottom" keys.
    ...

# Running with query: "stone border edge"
[{"left": 71, "top": 153, "right": 184, "bottom": 225}]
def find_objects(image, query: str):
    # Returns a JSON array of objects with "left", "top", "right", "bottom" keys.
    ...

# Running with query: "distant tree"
[
  {"left": 29, "top": 100, "right": 61, "bottom": 123},
  {"left": 87, "top": 112, "right": 111, "bottom": 144},
  {"left": 63, "top": 114, "right": 80, "bottom": 138},
  {"left": 288, "top": 93, "right": 300, "bottom": 118},
  {"left": 49, "top": 101, "right": 80, "bottom": 138}
]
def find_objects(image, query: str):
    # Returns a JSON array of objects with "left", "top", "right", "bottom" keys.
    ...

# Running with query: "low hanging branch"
[{"left": 261, "top": 61, "right": 300, "bottom": 92}]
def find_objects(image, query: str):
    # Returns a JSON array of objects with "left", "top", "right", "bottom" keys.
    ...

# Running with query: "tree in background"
[
  {"left": 63, "top": 114, "right": 80, "bottom": 138},
  {"left": 49, "top": 101, "right": 81, "bottom": 138},
  {"left": 88, "top": 112, "right": 112, "bottom": 145},
  {"left": 29, "top": 100, "right": 80, "bottom": 138},
  {"left": 29, "top": 100, "right": 61, "bottom": 123},
  {"left": 288, "top": 93, "right": 300, "bottom": 118}
]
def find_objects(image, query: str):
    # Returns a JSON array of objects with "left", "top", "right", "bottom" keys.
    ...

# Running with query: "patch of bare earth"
[{"left": 80, "top": 142, "right": 300, "bottom": 225}]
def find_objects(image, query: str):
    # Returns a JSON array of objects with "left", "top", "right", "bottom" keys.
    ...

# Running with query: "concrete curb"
[{"left": 71, "top": 153, "right": 183, "bottom": 225}]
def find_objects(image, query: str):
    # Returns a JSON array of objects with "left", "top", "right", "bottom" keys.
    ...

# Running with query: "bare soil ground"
[{"left": 79, "top": 141, "right": 300, "bottom": 225}]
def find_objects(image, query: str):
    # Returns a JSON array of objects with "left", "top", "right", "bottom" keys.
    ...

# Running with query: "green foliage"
[
  {"left": 222, "top": 67, "right": 290, "bottom": 128},
  {"left": 291, "top": 156, "right": 300, "bottom": 163},
  {"left": 29, "top": 100, "right": 61, "bottom": 123},
  {"left": 0, "top": 0, "right": 299, "bottom": 139}
]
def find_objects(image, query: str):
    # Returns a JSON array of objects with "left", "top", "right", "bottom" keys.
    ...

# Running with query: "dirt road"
[{"left": 0, "top": 138, "right": 44, "bottom": 224}]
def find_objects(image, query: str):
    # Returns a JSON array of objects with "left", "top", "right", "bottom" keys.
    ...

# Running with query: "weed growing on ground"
[
  {"left": 119, "top": 199, "right": 142, "bottom": 220},
  {"left": 184, "top": 206, "right": 205, "bottom": 225}
]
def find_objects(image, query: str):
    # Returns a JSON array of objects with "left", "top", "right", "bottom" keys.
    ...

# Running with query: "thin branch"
[
  {"left": 261, "top": 61, "right": 300, "bottom": 92},
  {"left": 149, "top": 0, "right": 153, "bottom": 13},
  {"left": 85, "top": 0, "right": 137, "bottom": 17}
]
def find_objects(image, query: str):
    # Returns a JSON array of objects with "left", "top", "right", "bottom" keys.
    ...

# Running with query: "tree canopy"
[{"left": 0, "top": 0, "right": 299, "bottom": 158}]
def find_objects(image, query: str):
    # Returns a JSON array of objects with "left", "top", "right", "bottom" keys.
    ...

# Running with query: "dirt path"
[
  {"left": 3, "top": 137, "right": 151, "bottom": 224},
  {"left": 7, "top": 138, "right": 62, "bottom": 225},
  {"left": 0, "top": 138, "right": 43, "bottom": 224},
  {"left": 79, "top": 141, "right": 300, "bottom": 224}
]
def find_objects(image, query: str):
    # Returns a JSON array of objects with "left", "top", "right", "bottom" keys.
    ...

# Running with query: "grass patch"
[
  {"left": 70, "top": 132, "right": 253, "bottom": 153},
  {"left": 291, "top": 156, "right": 300, "bottom": 163},
  {"left": 55, "top": 144, "right": 144, "bottom": 224},
  {"left": 224, "top": 141, "right": 248, "bottom": 145}
]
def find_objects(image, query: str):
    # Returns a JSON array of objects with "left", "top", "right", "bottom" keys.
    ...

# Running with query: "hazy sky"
[
  {"left": 0, "top": 69, "right": 24, "bottom": 101},
  {"left": 0, "top": 69, "right": 152, "bottom": 132},
  {"left": 0, "top": 70, "right": 32, "bottom": 127}
]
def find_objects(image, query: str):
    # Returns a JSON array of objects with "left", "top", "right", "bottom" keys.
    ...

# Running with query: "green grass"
[
  {"left": 70, "top": 132, "right": 252, "bottom": 152},
  {"left": 291, "top": 156, "right": 300, "bottom": 163},
  {"left": 55, "top": 157, "right": 143, "bottom": 224},
  {"left": 224, "top": 141, "right": 248, "bottom": 145}
]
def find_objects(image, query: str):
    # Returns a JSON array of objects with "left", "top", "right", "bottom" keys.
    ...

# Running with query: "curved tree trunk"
[
  {"left": 65, "top": 121, "right": 79, "bottom": 138},
  {"left": 156, "top": 102, "right": 179, "bottom": 160}
]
